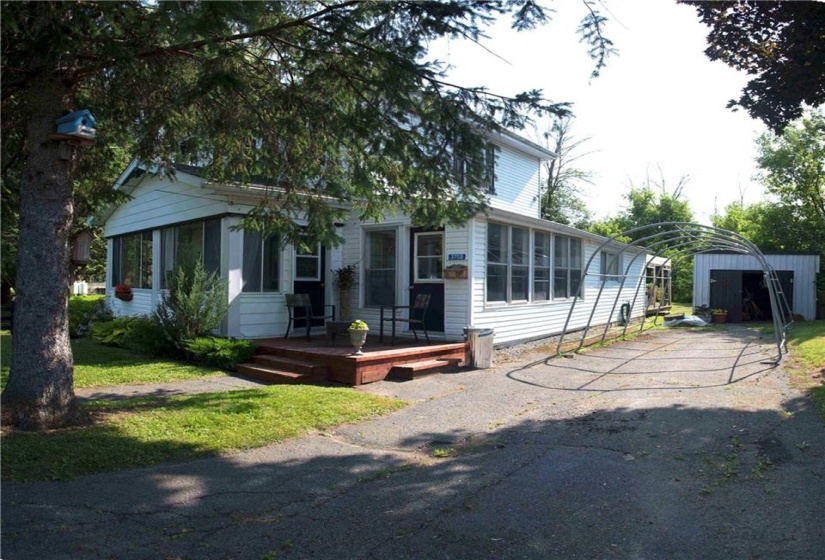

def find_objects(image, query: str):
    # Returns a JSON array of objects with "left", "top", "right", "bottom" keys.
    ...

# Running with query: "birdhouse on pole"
[{"left": 55, "top": 110, "right": 97, "bottom": 140}]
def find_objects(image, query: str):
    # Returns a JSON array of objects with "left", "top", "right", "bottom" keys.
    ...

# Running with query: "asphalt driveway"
[{"left": 3, "top": 326, "right": 824, "bottom": 559}]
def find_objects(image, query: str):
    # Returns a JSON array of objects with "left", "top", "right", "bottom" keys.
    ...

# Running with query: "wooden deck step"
[
  {"left": 252, "top": 354, "right": 328, "bottom": 377},
  {"left": 237, "top": 363, "right": 323, "bottom": 385},
  {"left": 390, "top": 358, "right": 461, "bottom": 380}
]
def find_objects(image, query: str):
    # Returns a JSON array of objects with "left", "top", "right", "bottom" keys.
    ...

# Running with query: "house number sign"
[{"left": 448, "top": 253, "right": 466, "bottom": 261}]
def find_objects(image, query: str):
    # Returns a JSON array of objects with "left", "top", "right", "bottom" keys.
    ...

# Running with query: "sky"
[{"left": 427, "top": 0, "right": 769, "bottom": 224}]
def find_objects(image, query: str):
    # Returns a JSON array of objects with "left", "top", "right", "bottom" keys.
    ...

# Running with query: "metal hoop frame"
[{"left": 554, "top": 222, "right": 793, "bottom": 362}]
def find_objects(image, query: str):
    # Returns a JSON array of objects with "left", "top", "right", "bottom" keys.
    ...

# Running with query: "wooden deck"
[{"left": 238, "top": 334, "right": 467, "bottom": 386}]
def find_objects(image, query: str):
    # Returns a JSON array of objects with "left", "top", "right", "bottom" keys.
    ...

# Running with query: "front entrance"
[
  {"left": 293, "top": 243, "right": 329, "bottom": 328},
  {"left": 409, "top": 229, "right": 445, "bottom": 333}
]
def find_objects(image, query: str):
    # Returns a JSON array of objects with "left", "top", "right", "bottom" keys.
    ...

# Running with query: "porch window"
[
  {"left": 533, "top": 232, "right": 551, "bottom": 301},
  {"left": 600, "top": 250, "right": 621, "bottom": 282},
  {"left": 511, "top": 227, "right": 529, "bottom": 301},
  {"left": 365, "top": 229, "right": 396, "bottom": 307},
  {"left": 242, "top": 230, "right": 280, "bottom": 292},
  {"left": 112, "top": 231, "right": 152, "bottom": 288},
  {"left": 486, "top": 222, "right": 507, "bottom": 302},
  {"left": 486, "top": 223, "right": 529, "bottom": 303},
  {"left": 160, "top": 218, "right": 221, "bottom": 288},
  {"left": 553, "top": 235, "right": 582, "bottom": 299}
]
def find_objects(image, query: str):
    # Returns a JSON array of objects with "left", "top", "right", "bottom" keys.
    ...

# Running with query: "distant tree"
[
  {"left": 685, "top": 0, "right": 825, "bottom": 133},
  {"left": 755, "top": 110, "right": 825, "bottom": 221},
  {"left": 712, "top": 201, "right": 823, "bottom": 254},
  {"left": 539, "top": 115, "right": 594, "bottom": 229},
  {"left": 0, "top": 1, "right": 614, "bottom": 429},
  {"left": 589, "top": 169, "right": 694, "bottom": 300}
]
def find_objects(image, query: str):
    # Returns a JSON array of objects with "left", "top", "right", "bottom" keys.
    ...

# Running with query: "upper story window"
[
  {"left": 553, "top": 235, "right": 582, "bottom": 299},
  {"left": 600, "top": 250, "right": 621, "bottom": 282},
  {"left": 242, "top": 230, "right": 280, "bottom": 292},
  {"left": 454, "top": 143, "right": 496, "bottom": 194},
  {"left": 160, "top": 218, "right": 221, "bottom": 288},
  {"left": 112, "top": 231, "right": 152, "bottom": 288}
]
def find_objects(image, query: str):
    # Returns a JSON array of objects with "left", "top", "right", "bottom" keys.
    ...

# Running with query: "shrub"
[
  {"left": 68, "top": 296, "right": 113, "bottom": 338},
  {"left": 90, "top": 316, "right": 177, "bottom": 357},
  {"left": 184, "top": 337, "right": 256, "bottom": 370},
  {"left": 90, "top": 317, "right": 137, "bottom": 346},
  {"left": 121, "top": 317, "right": 173, "bottom": 357},
  {"left": 155, "top": 260, "right": 229, "bottom": 350}
]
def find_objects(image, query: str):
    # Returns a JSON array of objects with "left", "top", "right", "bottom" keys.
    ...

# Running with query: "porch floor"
[{"left": 242, "top": 333, "right": 468, "bottom": 386}]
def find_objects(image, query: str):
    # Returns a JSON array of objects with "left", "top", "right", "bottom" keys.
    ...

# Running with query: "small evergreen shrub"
[
  {"left": 184, "top": 337, "right": 256, "bottom": 370},
  {"left": 155, "top": 260, "right": 229, "bottom": 351},
  {"left": 68, "top": 296, "right": 113, "bottom": 338}
]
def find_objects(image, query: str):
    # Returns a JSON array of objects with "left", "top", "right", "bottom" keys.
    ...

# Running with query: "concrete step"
[
  {"left": 236, "top": 363, "right": 323, "bottom": 385},
  {"left": 252, "top": 354, "right": 328, "bottom": 377},
  {"left": 390, "top": 358, "right": 462, "bottom": 380}
]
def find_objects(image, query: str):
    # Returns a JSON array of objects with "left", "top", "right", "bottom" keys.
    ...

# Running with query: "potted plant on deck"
[
  {"left": 333, "top": 264, "right": 357, "bottom": 320},
  {"left": 348, "top": 319, "right": 369, "bottom": 355},
  {"left": 711, "top": 308, "right": 728, "bottom": 324}
]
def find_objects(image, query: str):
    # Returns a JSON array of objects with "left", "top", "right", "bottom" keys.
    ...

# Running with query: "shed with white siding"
[{"left": 693, "top": 252, "right": 820, "bottom": 322}]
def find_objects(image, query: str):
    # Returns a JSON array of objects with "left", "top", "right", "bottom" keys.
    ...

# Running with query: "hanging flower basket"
[{"left": 114, "top": 284, "right": 133, "bottom": 301}]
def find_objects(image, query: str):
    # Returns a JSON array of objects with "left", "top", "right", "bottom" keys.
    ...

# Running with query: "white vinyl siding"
[
  {"left": 487, "top": 143, "right": 542, "bottom": 218},
  {"left": 471, "top": 218, "right": 647, "bottom": 345}
]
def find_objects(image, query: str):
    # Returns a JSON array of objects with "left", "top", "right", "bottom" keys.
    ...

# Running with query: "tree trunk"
[{"left": 2, "top": 78, "right": 79, "bottom": 430}]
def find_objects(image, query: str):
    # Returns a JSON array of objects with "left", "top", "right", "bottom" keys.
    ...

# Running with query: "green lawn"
[
  {"left": 783, "top": 320, "right": 825, "bottom": 417},
  {"left": 1, "top": 331, "right": 227, "bottom": 389},
  {"left": 2, "top": 385, "right": 407, "bottom": 482}
]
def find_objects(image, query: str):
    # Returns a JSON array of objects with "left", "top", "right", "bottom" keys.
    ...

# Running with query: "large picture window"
[
  {"left": 160, "top": 218, "right": 221, "bottom": 288},
  {"left": 365, "top": 229, "right": 396, "bottom": 307},
  {"left": 112, "top": 231, "right": 152, "bottom": 288},
  {"left": 242, "top": 230, "right": 280, "bottom": 292},
  {"left": 554, "top": 235, "right": 582, "bottom": 299}
]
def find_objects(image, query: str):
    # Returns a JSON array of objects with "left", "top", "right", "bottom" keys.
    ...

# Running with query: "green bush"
[
  {"left": 91, "top": 316, "right": 177, "bottom": 357},
  {"left": 68, "top": 296, "right": 113, "bottom": 338},
  {"left": 155, "top": 260, "right": 229, "bottom": 350},
  {"left": 121, "top": 317, "right": 173, "bottom": 357},
  {"left": 184, "top": 337, "right": 256, "bottom": 370},
  {"left": 90, "top": 317, "right": 136, "bottom": 346}
]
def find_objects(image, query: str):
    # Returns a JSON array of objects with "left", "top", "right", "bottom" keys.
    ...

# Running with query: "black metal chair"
[
  {"left": 379, "top": 293, "right": 431, "bottom": 345},
  {"left": 284, "top": 294, "right": 335, "bottom": 340}
]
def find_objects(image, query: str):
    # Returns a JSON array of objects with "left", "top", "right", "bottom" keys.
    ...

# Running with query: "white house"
[{"left": 100, "top": 130, "right": 647, "bottom": 346}]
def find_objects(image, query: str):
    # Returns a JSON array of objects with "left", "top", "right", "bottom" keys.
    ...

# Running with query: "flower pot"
[
  {"left": 115, "top": 292, "right": 133, "bottom": 302},
  {"left": 349, "top": 328, "right": 368, "bottom": 355},
  {"left": 711, "top": 313, "right": 727, "bottom": 324}
]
